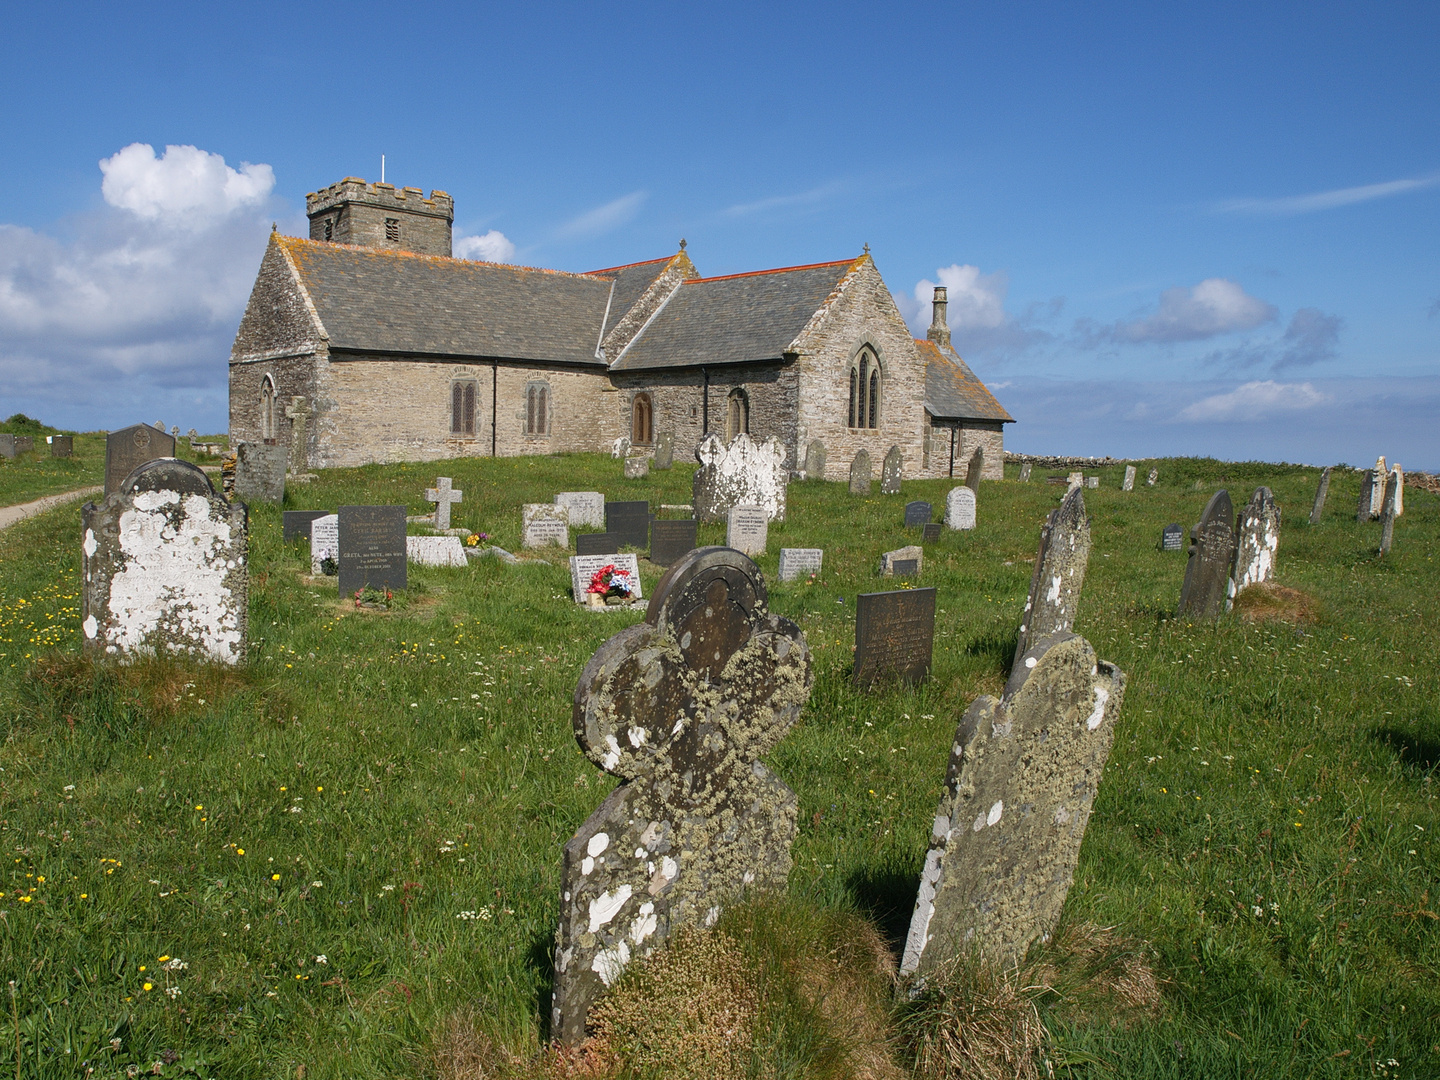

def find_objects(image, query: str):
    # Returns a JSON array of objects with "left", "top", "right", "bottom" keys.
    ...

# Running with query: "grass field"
[{"left": 0, "top": 453, "right": 1435, "bottom": 1078}]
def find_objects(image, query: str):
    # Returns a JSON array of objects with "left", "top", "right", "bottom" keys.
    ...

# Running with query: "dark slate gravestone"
[
  {"left": 652, "top": 431, "right": 675, "bottom": 470},
  {"left": 650, "top": 518, "right": 698, "bottom": 567},
  {"left": 880, "top": 446, "right": 903, "bottom": 494},
  {"left": 854, "top": 587, "right": 937, "bottom": 687},
  {"left": 1011, "top": 486, "right": 1090, "bottom": 679},
  {"left": 964, "top": 446, "right": 985, "bottom": 492},
  {"left": 576, "top": 532, "right": 621, "bottom": 556},
  {"left": 337, "top": 506, "right": 407, "bottom": 593},
  {"left": 922, "top": 522, "right": 942, "bottom": 544},
  {"left": 283, "top": 510, "right": 331, "bottom": 542},
  {"left": 50, "top": 435, "right": 73, "bottom": 458},
  {"left": 104, "top": 424, "right": 176, "bottom": 495},
  {"left": 606, "top": 500, "right": 652, "bottom": 550},
  {"left": 1161, "top": 524, "right": 1184, "bottom": 551},
  {"left": 1178, "top": 490, "right": 1235, "bottom": 619},
  {"left": 120, "top": 458, "right": 215, "bottom": 497},
  {"left": 892, "top": 558, "right": 919, "bottom": 577},
  {"left": 904, "top": 500, "right": 933, "bottom": 528},
  {"left": 1309, "top": 466, "right": 1331, "bottom": 525},
  {"left": 552, "top": 547, "right": 813, "bottom": 1044}
]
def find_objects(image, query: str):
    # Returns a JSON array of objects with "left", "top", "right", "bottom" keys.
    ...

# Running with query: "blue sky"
[{"left": 2, "top": 1, "right": 1437, "bottom": 466}]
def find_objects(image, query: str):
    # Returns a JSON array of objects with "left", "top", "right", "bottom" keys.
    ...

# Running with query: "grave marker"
[
  {"left": 407, "top": 536, "right": 468, "bottom": 567},
  {"left": 879, "top": 544, "right": 924, "bottom": 578},
  {"left": 0, "top": 435, "right": 16, "bottom": 460},
  {"left": 777, "top": 548, "right": 823, "bottom": 582},
  {"left": 284, "top": 397, "right": 312, "bottom": 474},
  {"left": 310, "top": 514, "right": 339, "bottom": 574},
  {"left": 1085, "top": 476, "right": 1099, "bottom": 489},
  {"left": 1067, "top": 471, "right": 1083, "bottom": 492},
  {"left": 945, "top": 486, "right": 976, "bottom": 530},
  {"left": 606, "top": 501, "right": 652, "bottom": 550},
  {"left": 922, "top": 522, "right": 942, "bottom": 544},
  {"left": 854, "top": 587, "right": 936, "bottom": 686},
  {"left": 50, "top": 435, "right": 73, "bottom": 458},
  {"left": 337, "top": 506, "right": 407, "bottom": 593},
  {"left": 282, "top": 510, "right": 329, "bottom": 542},
  {"left": 1380, "top": 478, "right": 1398, "bottom": 556},
  {"left": 522, "top": 504, "right": 570, "bottom": 549},
  {"left": 1122, "top": 465, "right": 1136, "bottom": 491},
  {"left": 963, "top": 446, "right": 984, "bottom": 492},
  {"left": 567, "top": 553, "right": 644, "bottom": 605},
  {"left": 849, "top": 450, "right": 872, "bottom": 495},
  {"left": 611, "top": 436, "right": 631, "bottom": 459},
  {"left": 804, "top": 439, "right": 826, "bottom": 481},
  {"left": 623, "top": 456, "right": 650, "bottom": 479},
  {"left": 233, "top": 442, "right": 287, "bottom": 505},
  {"left": 892, "top": 558, "right": 919, "bottom": 577},
  {"left": 904, "top": 500, "right": 933, "bottom": 528},
  {"left": 649, "top": 519, "right": 698, "bottom": 567},
  {"left": 1147, "top": 467, "right": 1158, "bottom": 487},
  {"left": 1161, "top": 523, "right": 1184, "bottom": 551},
  {"left": 652, "top": 431, "right": 675, "bottom": 470},
  {"left": 1019, "top": 463, "right": 1032, "bottom": 483},
  {"left": 1387, "top": 466, "right": 1404, "bottom": 517},
  {"left": 425, "top": 477, "right": 463, "bottom": 530},
  {"left": 1177, "top": 490, "right": 1235, "bottom": 619},
  {"left": 881, "top": 446, "right": 903, "bottom": 494},
  {"left": 1012, "top": 487, "right": 1089, "bottom": 678},
  {"left": 556, "top": 492, "right": 605, "bottom": 529},
  {"left": 575, "top": 532, "right": 621, "bottom": 557},
  {"left": 692, "top": 433, "right": 788, "bottom": 522},
  {"left": 726, "top": 505, "right": 769, "bottom": 557},
  {"left": 1232, "top": 487, "right": 1280, "bottom": 593},
  {"left": 104, "top": 424, "right": 176, "bottom": 495},
  {"left": 1308, "top": 467, "right": 1331, "bottom": 525}
]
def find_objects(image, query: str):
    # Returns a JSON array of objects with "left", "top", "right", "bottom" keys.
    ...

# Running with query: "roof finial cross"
[
  {"left": 679, "top": 238, "right": 687, "bottom": 251},
  {"left": 863, "top": 242, "right": 870, "bottom": 255}
]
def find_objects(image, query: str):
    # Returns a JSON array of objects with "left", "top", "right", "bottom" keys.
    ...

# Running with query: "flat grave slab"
[
  {"left": 777, "top": 548, "right": 823, "bottom": 582},
  {"left": 576, "top": 532, "right": 621, "bottom": 556},
  {"left": 407, "top": 535, "right": 468, "bottom": 568}
]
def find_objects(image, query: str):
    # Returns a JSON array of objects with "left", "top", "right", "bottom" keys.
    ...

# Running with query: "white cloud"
[
  {"left": 1177, "top": 380, "right": 1330, "bottom": 423},
  {"left": 554, "top": 192, "right": 647, "bottom": 240},
  {"left": 1216, "top": 172, "right": 1440, "bottom": 216},
  {"left": 1105, "top": 278, "right": 1277, "bottom": 344},
  {"left": 725, "top": 182, "right": 842, "bottom": 217},
  {"left": 913, "top": 264, "right": 1008, "bottom": 330},
  {"left": 99, "top": 143, "right": 274, "bottom": 224},
  {"left": 454, "top": 230, "right": 516, "bottom": 263}
]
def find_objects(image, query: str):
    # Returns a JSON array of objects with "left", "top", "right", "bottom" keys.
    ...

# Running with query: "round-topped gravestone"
[
  {"left": 1178, "top": 490, "right": 1235, "bottom": 619},
  {"left": 119, "top": 457, "right": 215, "bottom": 498}
]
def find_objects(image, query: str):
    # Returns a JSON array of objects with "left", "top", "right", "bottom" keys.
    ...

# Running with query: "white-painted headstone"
[
  {"left": 777, "top": 548, "right": 823, "bottom": 582},
  {"left": 945, "top": 487, "right": 976, "bottom": 530},
  {"left": 406, "top": 535, "right": 469, "bottom": 568},
  {"left": 692, "top": 433, "right": 788, "bottom": 522},
  {"left": 522, "top": 504, "right": 570, "bottom": 548},
  {"left": 568, "top": 553, "right": 643, "bottom": 605},
  {"left": 310, "top": 514, "right": 339, "bottom": 575},
  {"left": 556, "top": 492, "right": 605, "bottom": 529}
]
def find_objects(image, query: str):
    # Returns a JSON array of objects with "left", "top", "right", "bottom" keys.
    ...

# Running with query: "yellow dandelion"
[{"left": 271, "top": 873, "right": 281, "bottom": 881}]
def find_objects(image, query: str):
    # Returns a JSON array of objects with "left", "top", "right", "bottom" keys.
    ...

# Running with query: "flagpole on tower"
[{"left": 381, "top": 154, "right": 385, "bottom": 184}]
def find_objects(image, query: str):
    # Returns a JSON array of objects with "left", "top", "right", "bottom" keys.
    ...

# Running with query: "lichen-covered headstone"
[
  {"left": 623, "top": 456, "right": 649, "bottom": 479},
  {"left": 1085, "top": 476, "right": 1099, "bottom": 489},
  {"left": 849, "top": 450, "right": 872, "bottom": 495},
  {"left": 1122, "top": 465, "right": 1136, "bottom": 491},
  {"left": 963, "top": 446, "right": 984, "bottom": 493},
  {"left": 425, "top": 477, "right": 463, "bottom": 531},
  {"left": 233, "top": 442, "right": 286, "bottom": 505},
  {"left": 1012, "top": 487, "right": 1089, "bottom": 679},
  {"left": 804, "top": 439, "right": 826, "bottom": 481},
  {"left": 552, "top": 547, "right": 813, "bottom": 1043},
  {"left": 944, "top": 486, "right": 975, "bottom": 530},
  {"left": 611, "top": 436, "right": 631, "bottom": 459},
  {"left": 1146, "top": 467, "right": 1158, "bottom": 487},
  {"left": 1380, "top": 476, "right": 1398, "bottom": 556},
  {"left": 556, "top": 492, "right": 605, "bottom": 529},
  {"left": 81, "top": 459, "right": 248, "bottom": 664},
  {"left": 1309, "top": 467, "right": 1331, "bottom": 525},
  {"left": 1232, "top": 486, "right": 1280, "bottom": 594},
  {"left": 1357, "top": 456, "right": 1386, "bottom": 521},
  {"left": 692, "top": 433, "right": 787, "bottom": 523},
  {"left": 652, "top": 431, "right": 675, "bottom": 471},
  {"left": 1387, "top": 465, "right": 1404, "bottom": 517},
  {"left": 522, "top": 503, "right": 570, "bottom": 548},
  {"left": 1067, "top": 471, "right": 1083, "bottom": 492},
  {"left": 900, "top": 631, "right": 1125, "bottom": 976},
  {"left": 1019, "top": 463, "right": 1032, "bottom": 483},
  {"left": 1178, "top": 490, "right": 1235, "bottom": 620},
  {"left": 881, "top": 446, "right": 903, "bottom": 494}
]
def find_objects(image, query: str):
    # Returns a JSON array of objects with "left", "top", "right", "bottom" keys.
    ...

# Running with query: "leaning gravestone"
[
  {"left": 568, "top": 553, "right": 643, "bottom": 605},
  {"left": 81, "top": 459, "right": 248, "bottom": 663},
  {"left": 1161, "top": 523, "right": 1184, "bottom": 551},
  {"left": 1147, "top": 468, "right": 1158, "bottom": 487},
  {"left": 1178, "top": 490, "right": 1235, "bottom": 619},
  {"left": 310, "top": 514, "right": 339, "bottom": 574},
  {"left": 945, "top": 486, "right": 976, "bottom": 530},
  {"left": 104, "top": 424, "right": 176, "bottom": 495},
  {"left": 556, "top": 492, "right": 605, "bottom": 529},
  {"left": 576, "top": 532, "right": 620, "bottom": 557},
  {"left": 1308, "top": 467, "right": 1331, "bottom": 525},
  {"left": 905, "top": 501, "right": 933, "bottom": 528},
  {"left": 522, "top": 504, "right": 570, "bottom": 549},
  {"left": 849, "top": 450, "right": 872, "bottom": 495},
  {"left": 777, "top": 548, "right": 823, "bottom": 582},
  {"left": 692, "top": 433, "right": 788, "bottom": 522},
  {"left": 1019, "top": 462, "right": 1032, "bottom": 483},
  {"left": 900, "top": 631, "right": 1126, "bottom": 976},
  {"left": 282, "top": 510, "right": 330, "bottom": 542},
  {"left": 1122, "top": 465, "right": 1136, "bottom": 491},
  {"left": 854, "top": 587, "right": 936, "bottom": 686},
  {"left": 1380, "top": 478, "right": 1398, "bottom": 556},
  {"left": 649, "top": 519, "right": 698, "bottom": 567},
  {"left": 552, "top": 547, "right": 813, "bottom": 1042},
  {"left": 624, "top": 456, "right": 650, "bottom": 480},
  {"left": 606, "top": 501, "right": 652, "bottom": 550},
  {"left": 1232, "top": 487, "right": 1280, "bottom": 593},
  {"left": 50, "top": 435, "right": 73, "bottom": 459},
  {"left": 804, "top": 439, "right": 826, "bottom": 481},
  {"left": 425, "top": 477, "right": 463, "bottom": 531},
  {"left": 652, "top": 431, "right": 675, "bottom": 471},
  {"left": 233, "top": 442, "right": 287, "bottom": 505},
  {"left": 881, "top": 446, "right": 903, "bottom": 495},
  {"left": 879, "top": 544, "right": 924, "bottom": 578},
  {"left": 726, "top": 505, "right": 769, "bottom": 557},
  {"left": 337, "top": 506, "right": 407, "bottom": 593},
  {"left": 1387, "top": 466, "right": 1404, "bottom": 517},
  {"left": 407, "top": 535, "right": 469, "bottom": 567},
  {"left": 1011, "top": 487, "right": 1089, "bottom": 679},
  {"left": 963, "top": 447, "right": 984, "bottom": 492}
]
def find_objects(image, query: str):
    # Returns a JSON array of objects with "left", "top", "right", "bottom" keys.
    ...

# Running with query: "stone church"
[{"left": 229, "top": 177, "right": 1012, "bottom": 479}]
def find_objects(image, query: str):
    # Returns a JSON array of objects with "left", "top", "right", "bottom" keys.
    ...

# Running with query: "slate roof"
[
  {"left": 587, "top": 256, "right": 675, "bottom": 339},
  {"left": 918, "top": 338, "right": 1014, "bottom": 423},
  {"left": 610, "top": 259, "right": 860, "bottom": 372}
]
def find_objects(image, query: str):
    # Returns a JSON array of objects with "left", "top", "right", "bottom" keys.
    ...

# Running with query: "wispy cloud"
[
  {"left": 553, "top": 191, "right": 647, "bottom": 240},
  {"left": 1079, "top": 278, "right": 1277, "bottom": 345},
  {"left": 725, "top": 182, "right": 843, "bottom": 217},
  {"left": 1177, "top": 380, "right": 1330, "bottom": 422},
  {"left": 1216, "top": 172, "right": 1440, "bottom": 216}
]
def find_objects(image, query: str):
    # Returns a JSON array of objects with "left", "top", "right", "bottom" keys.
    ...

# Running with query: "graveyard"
[{"left": 0, "top": 449, "right": 1436, "bottom": 1078}]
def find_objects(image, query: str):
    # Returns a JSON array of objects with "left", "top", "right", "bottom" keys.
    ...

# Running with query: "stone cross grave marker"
[
  {"left": 945, "top": 486, "right": 976, "bottom": 530},
  {"left": 50, "top": 435, "right": 73, "bottom": 458},
  {"left": 337, "top": 506, "right": 407, "bottom": 593},
  {"left": 1380, "top": 477, "right": 1398, "bottom": 556},
  {"left": 923, "top": 522, "right": 942, "bottom": 544},
  {"left": 552, "top": 547, "right": 813, "bottom": 1042},
  {"left": 1147, "top": 467, "right": 1158, "bottom": 487},
  {"left": 726, "top": 505, "right": 769, "bottom": 557},
  {"left": 1232, "top": 487, "right": 1280, "bottom": 594},
  {"left": 81, "top": 459, "right": 248, "bottom": 664},
  {"left": 777, "top": 548, "right": 822, "bottom": 582},
  {"left": 905, "top": 501, "right": 932, "bottom": 528},
  {"left": 1122, "top": 465, "right": 1136, "bottom": 491},
  {"left": 881, "top": 446, "right": 903, "bottom": 494},
  {"left": 849, "top": 450, "right": 872, "bottom": 495},
  {"left": 170, "top": 426, "right": 180, "bottom": 440},
  {"left": 522, "top": 503, "right": 570, "bottom": 549},
  {"left": 879, "top": 544, "right": 924, "bottom": 578},
  {"left": 1012, "top": 486, "right": 1090, "bottom": 679},
  {"left": 310, "top": 514, "right": 339, "bottom": 574},
  {"left": 964, "top": 446, "right": 984, "bottom": 492},
  {"left": 568, "top": 553, "right": 643, "bottom": 605},
  {"left": 649, "top": 519, "right": 697, "bottom": 567},
  {"left": 652, "top": 431, "right": 675, "bottom": 470},
  {"left": 804, "top": 439, "right": 826, "bottom": 481},
  {"left": 623, "top": 456, "right": 650, "bottom": 479},
  {"left": 1067, "top": 471, "right": 1083, "bottom": 492},
  {"left": 1309, "top": 467, "right": 1331, "bottom": 525},
  {"left": 283, "top": 397, "right": 312, "bottom": 474},
  {"left": 854, "top": 587, "right": 936, "bottom": 686},
  {"left": 1161, "top": 523, "right": 1184, "bottom": 551},
  {"left": 1178, "top": 490, "right": 1235, "bottom": 619},
  {"left": 575, "top": 532, "right": 620, "bottom": 557},
  {"left": 283, "top": 510, "right": 330, "bottom": 542},
  {"left": 900, "top": 631, "right": 1125, "bottom": 976},
  {"left": 425, "top": 477, "right": 463, "bottom": 531},
  {"left": 692, "top": 433, "right": 788, "bottom": 522},
  {"left": 233, "top": 442, "right": 287, "bottom": 505},
  {"left": 407, "top": 535, "right": 468, "bottom": 567},
  {"left": 556, "top": 492, "right": 605, "bottom": 529},
  {"left": 104, "top": 424, "right": 176, "bottom": 495},
  {"left": 605, "top": 500, "right": 651, "bottom": 550},
  {"left": 1019, "top": 463, "right": 1032, "bottom": 483}
]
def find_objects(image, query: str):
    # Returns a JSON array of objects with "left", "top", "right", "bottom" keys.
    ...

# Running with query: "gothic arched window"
[
  {"left": 726, "top": 388, "right": 749, "bottom": 443},
  {"left": 260, "top": 375, "right": 276, "bottom": 441},
  {"left": 848, "top": 348, "right": 881, "bottom": 429},
  {"left": 526, "top": 382, "right": 550, "bottom": 436},
  {"left": 631, "top": 393, "right": 653, "bottom": 445}
]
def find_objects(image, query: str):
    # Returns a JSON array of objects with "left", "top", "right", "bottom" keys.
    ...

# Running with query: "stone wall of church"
[
  {"left": 231, "top": 237, "right": 325, "bottom": 361},
  {"left": 229, "top": 353, "right": 321, "bottom": 460},
  {"left": 790, "top": 259, "right": 927, "bottom": 480},
  {"left": 921, "top": 420, "right": 1006, "bottom": 481}
]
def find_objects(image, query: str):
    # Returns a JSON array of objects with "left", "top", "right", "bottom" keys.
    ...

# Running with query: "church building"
[{"left": 229, "top": 177, "right": 1012, "bottom": 478}]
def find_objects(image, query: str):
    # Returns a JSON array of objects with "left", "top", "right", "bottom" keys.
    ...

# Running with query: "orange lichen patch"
[
  {"left": 277, "top": 233, "right": 610, "bottom": 278},
  {"left": 584, "top": 255, "right": 677, "bottom": 277},
  {"left": 689, "top": 257, "right": 859, "bottom": 284},
  {"left": 1233, "top": 582, "right": 1319, "bottom": 625},
  {"left": 917, "top": 338, "right": 1014, "bottom": 422}
]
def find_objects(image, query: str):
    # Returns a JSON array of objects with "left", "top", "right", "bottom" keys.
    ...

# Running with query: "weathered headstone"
[
  {"left": 1012, "top": 487, "right": 1090, "bottom": 678},
  {"left": 1387, "top": 466, "right": 1404, "bottom": 517},
  {"left": 153, "top": 421, "right": 165, "bottom": 432},
  {"left": 1122, "top": 466, "right": 1136, "bottom": 491},
  {"left": 922, "top": 522, "right": 942, "bottom": 544},
  {"left": 1308, "top": 467, "right": 1331, "bottom": 525},
  {"left": 14, "top": 435, "right": 34, "bottom": 454},
  {"left": 1380, "top": 478, "right": 1398, "bottom": 556},
  {"left": 283, "top": 510, "right": 330, "bottom": 542},
  {"left": 1019, "top": 463, "right": 1032, "bottom": 483},
  {"left": 556, "top": 492, "right": 605, "bottom": 529},
  {"left": 522, "top": 503, "right": 570, "bottom": 549},
  {"left": 624, "top": 456, "right": 650, "bottom": 479},
  {"left": 892, "top": 558, "right": 919, "bottom": 577},
  {"left": 804, "top": 439, "right": 826, "bottom": 481},
  {"left": 611, "top": 436, "right": 631, "bottom": 459},
  {"left": 310, "top": 514, "right": 339, "bottom": 574},
  {"left": 652, "top": 431, "right": 675, "bottom": 471},
  {"left": 553, "top": 547, "right": 812, "bottom": 1042},
  {"left": 407, "top": 535, "right": 469, "bottom": 567},
  {"left": 1161, "top": 523, "right": 1184, "bottom": 551},
  {"left": 233, "top": 442, "right": 287, "bottom": 505},
  {"left": 0, "top": 434, "right": 16, "bottom": 460},
  {"left": 104, "top": 424, "right": 176, "bottom": 495},
  {"left": 777, "top": 548, "right": 823, "bottom": 582},
  {"left": 170, "top": 426, "right": 180, "bottom": 440},
  {"left": 49, "top": 435, "right": 73, "bottom": 458},
  {"left": 904, "top": 501, "right": 933, "bottom": 528},
  {"left": 854, "top": 587, "right": 936, "bottom": 686},
  {"left": 726, "top": 505, "right": 769, "bottom": 557},
  {"left": 605, "top": 501, "right": 652, "bottom": 550},
  {"left": 900, "top": 631, "right": 1126, "bottom": 975},
  {"left": 1147, "top": 468, "right": 1158, "bottom": 487},
  {"left": 425, "top": 477, "right": 463, "bottom": 531},
  {"left": 81, "top": 460, "right": 247, "bottom": 663},
  {"left": 692, "top": 433, "right": 788, "bottom": 522},
  {"left": 337, "top": 506, "right": 407, "bottom": 593},
  {"left": 568, "top": 553, "right": 644, "bottom": 605},
  {"left": 1178, "top": 490, "right": 1235, "bottom": 619},
  {"left": 1067, "top": 471, "right": 1083, "bottom": 492},
  {"left": 649, "top": 519, "right": 698, "bottom": 566},
  {"left": 881, "top": 446, "right": 903, "bottom": 494},
  {"left": 1084, "top": 476, "right": 1099, "bottom": 489},
  {"left": 944, "top": 486, "right": 976, "bottom": 530},
  {"left": 1357, "top": 456, "right": 1387, "bottom": 521},
  {"left": 963, "top": 447, "right": 984, "bottom": 492},
  {"left": 849, "top": 450, "right": 872, "bottom": 495},
  {"left": 1232, "top": 487, "right": 1280, "bottom": 594},
  {"left": 575, "top": 532, "right": 621, "bottom": 557},
  {"left": 879, "top": 544, "right": 924, "bottom": 578},
  {"left": 187, "top": 428, "right": 198, "bottom": 439}
]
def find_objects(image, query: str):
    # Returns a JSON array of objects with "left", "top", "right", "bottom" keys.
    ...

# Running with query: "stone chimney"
[{"left": 927, "top": 285, "right": 951, "bottom": 348}]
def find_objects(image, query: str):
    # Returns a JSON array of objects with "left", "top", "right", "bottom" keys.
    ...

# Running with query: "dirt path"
[{"left": 0, "top": 486, "right": 103, "bottom": 532}]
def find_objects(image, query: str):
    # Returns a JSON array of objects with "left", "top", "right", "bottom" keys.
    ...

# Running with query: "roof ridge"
[
  {"left": 583, "top": 255, "right": 675, "bottom": 276},
  {"left": 688, "top": 258, "right": 857, "bottom": 285},
  {"left": 278, "top": 234, "right": 601, "bottom": 280}
]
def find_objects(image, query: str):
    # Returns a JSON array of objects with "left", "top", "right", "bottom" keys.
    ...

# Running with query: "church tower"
[{"left": 306, "top": 178, "right": 454, "bottom": 257}]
